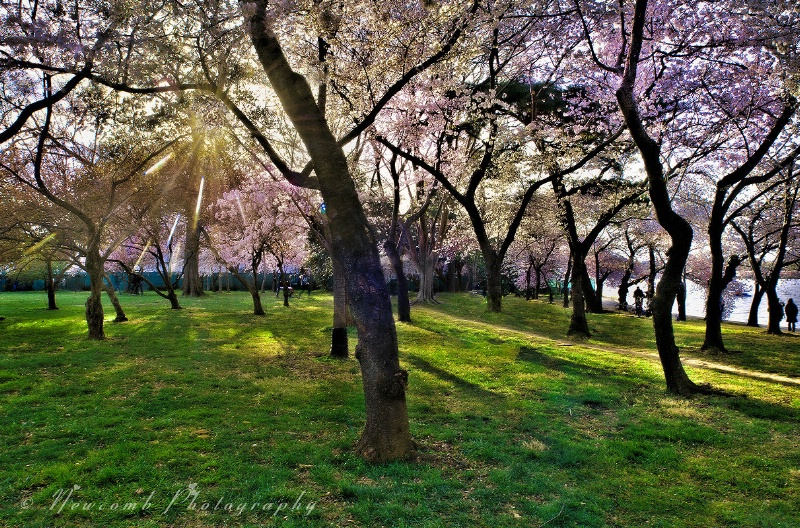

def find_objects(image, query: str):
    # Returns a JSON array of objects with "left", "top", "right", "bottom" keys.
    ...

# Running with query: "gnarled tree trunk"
[
  {"left": 85, "top": 247, "right": 105, "bottom": 340},
  {"left": 247, "top": 5, "right": 412, "bottom": 460},
  {"left": 567, "top": 251, "right": 591, "bottom": 336},
  {"left": 103, "top": 277, "right": 128, "bottom": 322},
  {"left": 182, "top": 224, "right": 205, "bottom": 297},
  {"left": 616, "top": 0, "right": 705, "bottom": 395}
]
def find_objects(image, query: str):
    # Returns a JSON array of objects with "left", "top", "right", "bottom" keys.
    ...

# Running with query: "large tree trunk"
[
  {"left": 646, "top": 244, "right": 657, "bottom": 300},
  {"left": 85, "top": 248, "right": 105, "bottom": 340},
  {"left": 618, "top": 277, "right": 631, "bottom": 312},
  {"left": 703, "top": 251, "right": 726, "bottom": 347},
  {"left": 525, "top": 262, "right": 533, "bottom": 300},
  {"left": 562, "top": 252, "right": 572, "bottom": 308},
  {"left": 616, "top": 0, "right": 704, "bottom": 395},
  {"left": 650, "top": 221, "right": 699, "bottom": 393},
  {"left": 229, "top": 267, "right": 266, "bottom": 316},
  {"left": 582, "top": 265, "right": 600, "bottom": 313},
  {"left": 103, "top": 280, "right": 128, "bottom": 322},
  {"left": 182, "top": 224, "right": 205, "bottom": 297},
  {"left": 251, "top": 289, "right": 265, "bottom": 315},
  {"left": 702, "top": 219, "right": 742, "bottom": 350},
  {"left": 676, "top": 279, "right": 687, "bottom": 322},
  {"left": 414, "top": 253, "right": 438, "bottom": 304},
  {"left": 568, "top": 252, "right": 591, "bottom": 336},
  {"left": 166, "top": 291, "right": 181, "bottom": 310},
  {"left": 595, "top": 276, "right": 606, "bottom": 312},
  {"left": 485, "top": 254, "right": 503, "bottom": 313},
  {"left": 765, "top": 285, "right": 784, "bottom": 335},
  {"left": 249, "top": 5, "right": 413, "bottom": 461}
]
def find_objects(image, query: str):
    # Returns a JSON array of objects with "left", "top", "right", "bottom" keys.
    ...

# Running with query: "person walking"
[{"left": 785, "top": 298, "right": 798, "bottom": 332}]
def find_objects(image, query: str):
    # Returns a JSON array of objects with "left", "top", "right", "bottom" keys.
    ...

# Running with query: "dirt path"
[{"left": 575, "top": 341, "right": 800, "bottom": 387}]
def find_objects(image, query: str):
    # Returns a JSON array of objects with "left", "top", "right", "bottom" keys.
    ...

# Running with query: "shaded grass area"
[{"left": 0, "top": 291, "right": 798, "bottom": 527}]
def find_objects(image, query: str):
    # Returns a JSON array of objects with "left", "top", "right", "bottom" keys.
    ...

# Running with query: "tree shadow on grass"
[
  {"left": 516, "top": 345, "right": 650, "bottom": 387},
  {"left": 517, "top": 345, "right": 800, "bottom": 424},
  {"left": 404, "top": 355, "right": 501, "bottom": 402},
  {"left": 712, "top": 393, "right": 800, "bottom": 424}
]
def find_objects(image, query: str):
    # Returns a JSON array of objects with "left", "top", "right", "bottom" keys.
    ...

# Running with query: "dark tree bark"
[
  {"left": 676, "top": 279, "right": 687, "bottom": 322},
  {"left": 525, "top": 260, "right": 534, "bottom": 300},
  {"left": 282, "top": 273, "right": 291, "bottom": 308},
  {"left": 646, "top": 244, "right": 657, "bottom": 302},
  {"left": 553, "top": 175, "right": 645, "bottom": 335},
  {"left": 615, "top": 0, "right": 705, "bottom": 395},
  {"left": 582, "top": 264, "right": 600, "bottom": 313},
  {"left": 182, "top": 223, "right": 205, "bottom": 297},
  {"left": 103, "top": 276, "right": 128, "bottom": 322},
  {"left": 383, "top": 152, "right": 433, "bottom": 321},
  {"left": 45, "top": 258, "right": 58, "bottom": 310},
  {"left": 747, "top": 283, "right": 764, "bottom": 327},
  {"left": 385, "top": 242, "right": 411, "bottom": 322},
  {"left": 230, "top": 267, "right": 266, "bottom": 316},
  {"left": 85, "top": 247, "right": 105, "bottom": 340},
  {"left": 248, "top": 6, "right": 412, "bottom": 461},
  {"left": 562, "top": 252, "right": 572, "bottom": 308},
  {"left": 594, "top": 269, "right": 613, "bottom": 313},
  {"left": 484, "top": 253, "right": 504, "bottom": 312},
  {"left": 733, "top": 170, "right": 799, "bottom": 334},
  {"left": 765, "top": 287, "right": 784, "bottom": 335},
  {"left": 616, "top": 229, "right": 642, "bottom": 311},
  {"left": 330, "top": 254, "right": 350, "bottom": 358},
  {"left": 702, "top": 102, "right": 797, "bottom": 351},
  {"left": 567, "top": 255, "right": 590, "bottom": 336}
]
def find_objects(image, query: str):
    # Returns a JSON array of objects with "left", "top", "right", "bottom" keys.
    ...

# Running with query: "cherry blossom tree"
[
  {"left": 732, "top": 168, "right": 800, "bottom": 333},
  {"left": 600, "top": 0, "right": 709, "bottom": 393},
  {"left": 208, "top": 175, "right": 308, "bottom": 314},
  {"left": 116, "top": 213, "right": 186, "bottom": 311},
  {"left": 551, "top": 159, "right": 647, "bottom": 335},
  {"left": 572, "top": 0, "right": 798, "bottom": 392},
  {"left": 694, "top": 95, "right": 798, "bottom": 349},
  {"left": 377, "top": 0, "right": 587, "bottom": 314},
  {"left": 509, "top": 192, "right": 564, "bottom": 301},
  {"left": 0, "top": 98, "right": 178, "bottom": 338}
]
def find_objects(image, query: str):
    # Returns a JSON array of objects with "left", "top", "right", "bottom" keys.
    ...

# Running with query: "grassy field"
[{"left": 0, "top": 290, "right": 798, "bottom": 527}]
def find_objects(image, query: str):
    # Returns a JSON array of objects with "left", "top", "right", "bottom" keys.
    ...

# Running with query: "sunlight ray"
[
  {"left": 133, "top": 239, "right": 152, "bottom": 269},
  {"left": 194, "top": 176, "right": 206, "bottom": 220},
  {"left": 166, "top": 215, "right": 181, "bottom": 247},
  {"left": 22, "top": 232, "right": 57, "bottom": 256},
  {"left": 143, "top": 153, "right": 173, "bottom": 176}
]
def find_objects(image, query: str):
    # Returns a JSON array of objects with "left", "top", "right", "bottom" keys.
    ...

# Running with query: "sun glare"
[
  {"left": 194, "top": 177, "right": 206, "bottom": 219},
  {"left": 144, "top": 153, "right": 174, "bottom": 176}
]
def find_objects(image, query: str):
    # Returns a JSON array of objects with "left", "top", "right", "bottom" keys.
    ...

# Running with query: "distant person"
[
  {"left": 633, "top": 286, "right": 645, "bottom": 317},
  {"left": 785, "top": 298, "right": 798, "bottom": 332},
  {"left": 298, "top": 273, "right": 310, "bottom": 296}
]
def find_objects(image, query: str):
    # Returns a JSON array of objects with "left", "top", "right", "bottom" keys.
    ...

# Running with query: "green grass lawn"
[{"left": 0, "top": 290, "right": 798, "bottom": 527}]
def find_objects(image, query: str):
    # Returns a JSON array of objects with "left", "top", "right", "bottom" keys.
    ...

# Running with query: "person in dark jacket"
[{"left": 785, "top": 298, "right": 798, "bottom": 332}]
